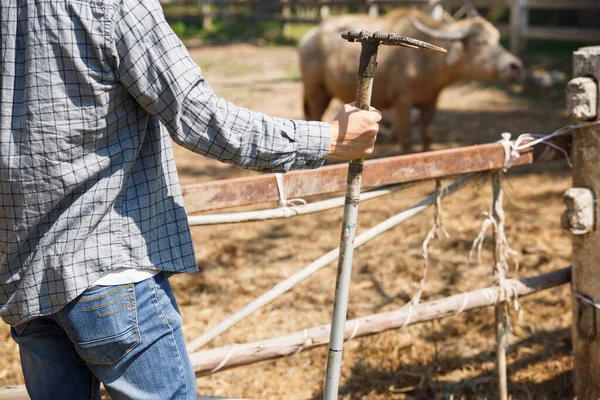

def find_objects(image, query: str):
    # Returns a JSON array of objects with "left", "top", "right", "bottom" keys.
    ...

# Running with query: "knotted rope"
[
  {"left": 496, "top": 120, "right": 600, "bottom": 170},
  {"left": 470, "top": 173, "right": 519, "bottom": 309},
  {"left": 403, "top": 180, "right": 449, "bottom": 327},
  {"left": 274, "top": 173, "right": 307, "bottom": 217}
]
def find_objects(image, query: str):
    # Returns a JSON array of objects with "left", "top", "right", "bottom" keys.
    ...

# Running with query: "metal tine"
[{"left": 341, "top": 30, "right": 447, "bottom": 53}]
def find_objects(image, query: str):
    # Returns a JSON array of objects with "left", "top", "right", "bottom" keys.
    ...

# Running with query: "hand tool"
[{"left": 323, "top": 30, "right": 446, "bottom": 400}]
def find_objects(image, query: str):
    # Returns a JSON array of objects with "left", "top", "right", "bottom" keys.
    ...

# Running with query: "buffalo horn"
[
  {"left": 409, "top": 17, "right": 470, "bottom": 40},
  {"left": 467, "top": 1, "right": 481, "bottom": 17}
]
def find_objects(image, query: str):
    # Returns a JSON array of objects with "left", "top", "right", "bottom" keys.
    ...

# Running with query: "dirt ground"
[{"left": 0, "top": 43, "right": 576, "bottom": 399}]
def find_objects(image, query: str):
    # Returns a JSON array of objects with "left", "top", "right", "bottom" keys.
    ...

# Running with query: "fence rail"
[{"left": 182, "top": 135, "right": 567, "bottom": 214}]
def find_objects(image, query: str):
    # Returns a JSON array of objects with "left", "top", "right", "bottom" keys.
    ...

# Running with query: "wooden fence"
[
  {"left": 168, "top": 0, "right": 600, "bottom": 53},
  {"left": 3, "top": 45, "right": 600, "bottom": 400}
]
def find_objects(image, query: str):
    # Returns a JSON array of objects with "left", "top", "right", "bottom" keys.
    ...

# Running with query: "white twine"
[
  {"left": 275, "top": 173, "right": 307, "bottom": 208},
  {"left": 469, "top": 216, "right": 493, "bottom": 267},
  {"left": 210, "top": 344, "right": 237, "bottom": 373},
  {"left": 455, "top": 292, "right": 469, "bottom": 315},
  {"left": 408, "top": 180, "right": 451, "bottom": 317},
  {"left": 498, "top": 132, "right": 521, "bottom": 169},
  {"left": 482, "top": 288, "right": 496, "bottom": 305},
  {"left": 401, "top": 304, "right": 414, "bottom": 329},
  {"left": 574, "top": 293, "right": 600, "bottom": 310},
  {"left": 469, "top": 172, "right": 520, "bottom": 314},
  {"left": 293, "top": 329, "right": 310, "bottom": 355},
  {"left": 347, "top": 318, "right": 360, "bottom": 341},
  {"left": 496, "top": 121, "right": 600, "bottom": 170}
]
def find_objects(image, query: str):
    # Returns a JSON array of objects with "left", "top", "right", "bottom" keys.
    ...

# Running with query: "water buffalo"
[{"left": 299, "top": 9, "right": 523, "bottom": 152}]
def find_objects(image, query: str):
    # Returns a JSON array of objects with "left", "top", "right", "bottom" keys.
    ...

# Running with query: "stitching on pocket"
[
  {"left": 97, "top": 302, "right": 134, "bottom": 318},
  {"left": 151, "top": 277, "right": 172, "bottom": 328},
  {"left": 80, "top": 284, "right": 132, "bottom": 302},
  {"left": 82, "top": 293, "right": 133, "bottom": 312}
]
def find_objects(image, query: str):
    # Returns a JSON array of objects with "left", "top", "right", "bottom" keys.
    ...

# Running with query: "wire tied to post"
[
  {"left": 496, "top": 121, "right": 600, "bottom": 170},
  {"left": 574, "top": 293, "right": 600, "bottom": 310}
]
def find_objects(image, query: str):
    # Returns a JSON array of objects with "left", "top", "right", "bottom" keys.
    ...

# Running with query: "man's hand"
[{"left": 328, "top": 104, "right": 382, "bottom": 160}]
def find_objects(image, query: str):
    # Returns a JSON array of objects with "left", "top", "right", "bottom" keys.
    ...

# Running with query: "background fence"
[{"left": 161, "top": 0, "right": 600, "bottom": 54}]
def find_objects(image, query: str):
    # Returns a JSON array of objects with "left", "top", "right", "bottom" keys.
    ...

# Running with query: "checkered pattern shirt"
[{"left": 0, "top": 0, "right": 330, "bottom": 325}]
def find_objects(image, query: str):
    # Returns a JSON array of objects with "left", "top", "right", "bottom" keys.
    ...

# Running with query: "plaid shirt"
[{"left": 0, "top": 0, "right": 330, "bottom": 325}]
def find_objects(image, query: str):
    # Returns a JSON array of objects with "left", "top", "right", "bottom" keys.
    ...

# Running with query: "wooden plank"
[
  {"left": 521, "top": 26, "right": 600, "bottom": 42},
  {"left": 189, "top": 268, "right": 571, "bottom": 375},
  {"left": 570, "top": 45, "right": 600, "bottom": 400},
  {"left": 182, "top": 135, "right": 569, "bottom": 213},
  {"left": 0, "top": 386, "right": 29, "bottom": 400},
  {"left": 439, "top": 0, "right": 508, "bottom": 6},
  {"left": 524, "top": 0, "right": 600, "bottom": 9}
]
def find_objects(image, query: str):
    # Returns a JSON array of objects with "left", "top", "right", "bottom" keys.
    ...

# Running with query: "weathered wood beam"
[
  {"left": 189, "top": 267, "right": 571, "bottom": 376},
  {"left": 569, "top": 46, "right": 600, "bottom": 399},
  {"left": 523, "top": 0, "right": 600, "bottom": 9},
  {"left": 183, "top": 137, "right": 568, "bottom": 213},
  {"left": 0, "top": 267, "right": 571, "bottom": 395}
]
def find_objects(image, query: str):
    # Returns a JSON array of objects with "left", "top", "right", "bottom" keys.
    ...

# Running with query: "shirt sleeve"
[{"left": 107, "top": 0, "right": 330, "bottom": 172}]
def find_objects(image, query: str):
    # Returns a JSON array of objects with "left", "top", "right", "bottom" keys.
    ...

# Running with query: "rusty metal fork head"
[
  {"left": 341, "top": 30, "right": 446, "bottom": 110},
  {"left": 342, "top": 30, "right": 447, "bottom": 53}
]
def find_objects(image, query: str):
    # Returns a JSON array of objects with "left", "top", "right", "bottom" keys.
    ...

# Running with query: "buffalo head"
[{"left": 411, "top": 15, "right": 523, "bottom": 81}]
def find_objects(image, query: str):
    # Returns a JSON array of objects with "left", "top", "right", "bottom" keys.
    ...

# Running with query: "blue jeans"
[{"left": 11, "top": 273, "right": 197, "bottom": 400}]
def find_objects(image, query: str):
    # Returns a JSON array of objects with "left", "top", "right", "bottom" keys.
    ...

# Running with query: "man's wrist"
[{"left": 328, "top": 121, "right": 338, "bottom": 157}]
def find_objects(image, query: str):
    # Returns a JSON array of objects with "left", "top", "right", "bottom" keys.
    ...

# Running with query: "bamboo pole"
[
  {"left": 188, "top": 267, "right": 571, "bottom": 376},
  {"left": 186, "top": 174, "right": 477, "bottom": 352}
]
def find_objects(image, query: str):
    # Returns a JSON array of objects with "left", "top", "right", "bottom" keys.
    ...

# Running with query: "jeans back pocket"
[{"left": 57, "top": 283, "right": 141, "bottom": 365}]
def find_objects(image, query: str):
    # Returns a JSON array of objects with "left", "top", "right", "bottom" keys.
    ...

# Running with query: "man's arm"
[{"left": 108, "top": 0, "right": 379, "bottom": 171}]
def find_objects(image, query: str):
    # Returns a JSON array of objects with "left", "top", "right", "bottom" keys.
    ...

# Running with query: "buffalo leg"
[
  {"left": 417, "top": 97, "right": 439, "bottom": 152},
  {"left": 303, "top": 85, "right": 332, "bottom": 121},
  {"left": 392, "top": 100, "right": 413, "bottom": 153}
]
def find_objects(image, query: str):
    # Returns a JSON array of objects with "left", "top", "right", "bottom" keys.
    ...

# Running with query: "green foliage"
[
  {"left": 519, "top": 39, "right": 589, "bottom": 75},
  {"left": 163, "top": 4, "right": 586, "bottom": 74},
  {"left": 167, "top": 18, "right": 317, "bottom": 46}
]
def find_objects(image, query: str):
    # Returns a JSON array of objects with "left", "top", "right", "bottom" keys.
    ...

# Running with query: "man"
[{"left": 0, "top": 0, "right": 381, "bottom": 398}]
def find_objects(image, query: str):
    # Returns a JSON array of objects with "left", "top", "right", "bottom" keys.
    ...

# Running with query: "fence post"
[
  {"left": 200, "top": 0, "right": 213, "bottom": 30},
  {"left": 567, "top": 46, "right": 600, "bottom": 399},
  {"left": 509, "top": 0, "right": 527, "bottom": 54},
  {"left": 367, "top": 0, "right": 379, "bottom": 17},
  {"left": 282, "top": 0, "right": 291, "bottom": 36},
  {"left": 319, "top": 0, "right": 330, "bottom": 20}
]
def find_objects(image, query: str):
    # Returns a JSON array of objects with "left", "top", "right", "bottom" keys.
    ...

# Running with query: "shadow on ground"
[{"left": 310, "top": 328, "right": 572, "bottom": 400}]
